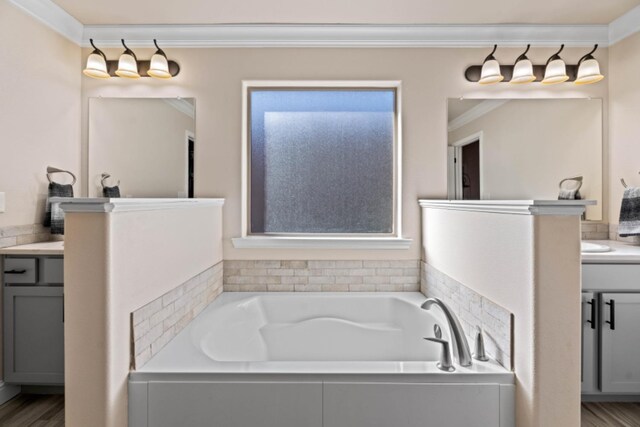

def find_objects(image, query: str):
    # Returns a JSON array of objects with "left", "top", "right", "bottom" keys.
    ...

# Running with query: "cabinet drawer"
[
  {"left": 3, "top": 258, "right": 37, "bottom": 284},
  {"left": 582, "top": 264, "right": 640, "bottom": 291},
  {"left": 42, "top": 258, "right": 63, "bottom": 284}
]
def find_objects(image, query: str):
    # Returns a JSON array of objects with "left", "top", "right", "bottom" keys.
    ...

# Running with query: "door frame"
[
  {"left": 185, "top": 130, "right": 195, "bottom": 198},
  {"left": 450, "top": 131, "right": 484, "bottom": 200}
]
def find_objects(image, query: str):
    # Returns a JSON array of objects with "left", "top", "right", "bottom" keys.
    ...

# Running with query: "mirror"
[
  {"left": 88, "top": 98, "right": 195, "bottom": 198},
  {"left": 447, "top": 98, "right": 602, "bottom": 220}
]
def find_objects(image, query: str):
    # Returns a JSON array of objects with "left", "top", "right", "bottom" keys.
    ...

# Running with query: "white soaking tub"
[{"left": 129, "top": 293, "right": 515, "bottom": 427}]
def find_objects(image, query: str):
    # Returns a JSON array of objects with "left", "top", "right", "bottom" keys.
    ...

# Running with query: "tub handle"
[{"left": 424, "top": 337, "right": 455, "bottom": 372}]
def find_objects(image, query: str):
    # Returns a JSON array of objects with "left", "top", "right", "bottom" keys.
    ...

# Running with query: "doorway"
[
  {"left": 450, "top": 132, "right": 483, "bottom": 200},
  {"left": 187, "top": 133, "right": 195, "bottom": 198}
]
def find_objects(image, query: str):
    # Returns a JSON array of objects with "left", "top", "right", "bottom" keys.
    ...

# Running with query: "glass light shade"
[
  {"left": 83, "top": 53, "right": 110, "bottom": 79},
  {"left": 575, "top": 58, "right": 604, "bottom": 85},
  {"left": 479, "top": 59, "right": 504, "bottom": 84},
  {"left": 542, "top": 59, "right": 569, "bottom": 84},
  {"left": 147, "top": 53, "right": 172, "bottom": 79},
  {"left": 116, "top": 53, "right": 140, "bottom": 79},
  {"left": 510, "top": 59, "right": 536, "bottom": 84}
]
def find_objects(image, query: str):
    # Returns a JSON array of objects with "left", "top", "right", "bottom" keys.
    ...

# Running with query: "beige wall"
[
  {"left": 448, "top": 99, "right": 603, "bottom": 220},
  {"left": 88, "top": 98, "right": 194, "bottom": 198},
  {"left": 609, "top": 31, "right": 640, "bottom": 224},
  {"left": 0, "top": 0, "right": 81, "bottom": 228},
  {"left": 422, "top": 207, "right": 581, "bottom": 427},
  {"left": 81, "top": 47, "right": 608, "bottom": 259},
  {"left": 64, "top": 203, "right": 224, "bottom": 427}
]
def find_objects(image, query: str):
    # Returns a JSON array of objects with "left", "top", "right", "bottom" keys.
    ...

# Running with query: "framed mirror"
[
  {"left": 88, "top": 97, "right": 195, "bottom": 198},
  {"left": 447, "top": 98, "right": 602, "bottom": 220}
]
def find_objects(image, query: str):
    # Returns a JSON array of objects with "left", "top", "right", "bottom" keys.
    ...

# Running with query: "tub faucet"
[{"left": 421, "top": 298, "right": 473, "bottom": 367}]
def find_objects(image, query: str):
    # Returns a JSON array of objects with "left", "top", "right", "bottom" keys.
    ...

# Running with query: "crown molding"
[
  {"left": 609, "top": 5, "right": 640, "bottom": 45},
  {"left": 163, "top": 98, "right": 195, "bottom": 119},
  {"left": 80, "top": 24, "right": 610, "bottom": 48},
  {"left": 8, "top": 0, "right": 83, "bottom": 44},
  {"left": 448, "top": 100, "right": 509, "bottom": 132},
  {"left": 8, "top": 0, "right": 640, "bottom": 48}
]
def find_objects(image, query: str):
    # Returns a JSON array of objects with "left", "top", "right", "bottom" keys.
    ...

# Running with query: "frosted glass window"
[{"left": 249, "top": 89, "right": 396, "bottom": 234}]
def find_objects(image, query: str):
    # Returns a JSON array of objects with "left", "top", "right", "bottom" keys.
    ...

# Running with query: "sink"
[{"left": 581, "top": 242, "right": 612, "bottom": 253}]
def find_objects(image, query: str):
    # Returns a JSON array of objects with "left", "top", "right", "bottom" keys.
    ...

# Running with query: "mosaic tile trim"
[
  {"left": 223, "top": 260, "right": 421, "bottom": 292},
  {"left": 421, "top": 262, "right": 513, "bottom": 370}
]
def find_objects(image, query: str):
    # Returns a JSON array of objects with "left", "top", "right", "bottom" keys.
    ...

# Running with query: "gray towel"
[
  {"left": 102, "top": 185, "right": 121, "bottom": 198},
  {"left": 618, "top": 187, "right": 640, "bottom": 237},
  {"left": 44, "top": 182, "right": 73, "bottom": 235},
  {"left": 558, "top": 188, "right": 578, "bottom": 200}
]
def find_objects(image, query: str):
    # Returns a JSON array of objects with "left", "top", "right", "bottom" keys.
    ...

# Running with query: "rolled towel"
[
  {"left": 618, "top": 187, "right": 640, "bottom": 237},
  {"left": 102, "top": 185, "right": 121, "bottom": 198},
  {"left": 44, "top": 182, "right": 73, "bottom": 235}
]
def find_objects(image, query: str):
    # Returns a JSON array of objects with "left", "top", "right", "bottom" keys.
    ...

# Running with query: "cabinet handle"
[
  {"left": 606, "top": 299, "right": 615, "bottom": 330},
  {"left": 587, "top": 298, "right": 596, "bottom": 329},
  {"left": 4, "top": 269, "right": 26, "bottom": 274}
]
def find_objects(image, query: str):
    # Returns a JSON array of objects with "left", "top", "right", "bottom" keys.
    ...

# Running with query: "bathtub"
[{"left": 129, "top": 293, "right": 515, "bottom": 427}]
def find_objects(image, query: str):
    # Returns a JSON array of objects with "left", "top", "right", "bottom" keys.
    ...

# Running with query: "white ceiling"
[
  {"left": 448, "top": 99, "right": 484, "bottom": 122},
  {"left": 52, "top": 0, "right": 640, "bottom": 26}
]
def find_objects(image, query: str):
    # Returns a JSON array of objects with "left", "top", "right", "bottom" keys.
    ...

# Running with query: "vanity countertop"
[
  {"left": 582, "top": 240, "right": 640, "bottom": 264},
  {"left": 0, "top": 241, "right": 64, "bottom": 256}
]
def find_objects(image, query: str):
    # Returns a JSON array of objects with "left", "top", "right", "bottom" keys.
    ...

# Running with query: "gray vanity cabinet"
[
  {"left": 3, "top": 256, "right": 65, "bottom": 385},
  {"left": 600, "top": 293, "right": 640, "bottom": 393},
  {"left": 582, "top": 264, "right": 640, "bottom": 397}
]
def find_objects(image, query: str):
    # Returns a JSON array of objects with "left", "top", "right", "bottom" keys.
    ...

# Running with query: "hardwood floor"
[
  {"left": 0, "top": 394, "right": 637, "bottom": 426},
  {"left": 0, "top": 394, "right": 64, "bottom": 427},
  {"left": 582, "top": 402, "right": 640, "bottom": 426}
]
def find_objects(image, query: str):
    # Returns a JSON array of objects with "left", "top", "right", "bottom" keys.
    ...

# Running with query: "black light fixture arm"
[
  {"left": 153, "top": 39, "right": 168, "bottom": 58},
  {"left": 515, "top": 44, "right": 531, "bottom": 64},
  {"left": 89, "top": 39, "right": 107, "bottom": 62},
  {"left": 484, "top": 44, "right": 498, "bottom": 62},
  {"left": 545, "top": 44, "right": 565, "bottom": 66},
  {"left": 578, "top": 44, "right": 598, "bottom": 66},
  {"left": 121, "top": 39, "right": 138, "bottom": 61}
]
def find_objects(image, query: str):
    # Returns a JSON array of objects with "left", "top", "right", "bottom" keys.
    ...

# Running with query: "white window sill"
[{"left": 231, "top": 236, "right": 412, "bottom": 250}]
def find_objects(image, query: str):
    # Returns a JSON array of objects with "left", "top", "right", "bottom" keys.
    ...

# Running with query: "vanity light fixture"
[
  {"left": 83, "top": 39, "right": 110, "bottom": 79},
  {"left": 147, "top": 39, "right": 172, "bottom": 79},
  {"left": 575, "top": 44, "right": 604, "bottom": 85},
  {"left": 510, "top": 44, "right": 536, "bottom": 84},
  {"left": 542, "top": 44, "right": 569, "bottom": 85},
  {"left": 115, "top": 39, "right": 140, "bottom": 79},
  {"left": 478, "top": 45, "right": 504, "bottom": 85}
]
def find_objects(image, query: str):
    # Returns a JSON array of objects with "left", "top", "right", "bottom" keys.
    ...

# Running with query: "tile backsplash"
[
  {"left": 421, "top": 262, "right": 513, "bottom": 370},
  {"left": 131, "top": 261, "right": 223, "bottom": 369},
  {"left": 581, "top": 222, "right": 609, "bottom": 240},
  {"left": 0, "top": 223, "right": 60, "bottom": 248},
  {"left": 223, "top": 260, "right": 420, "bottom": 292}
]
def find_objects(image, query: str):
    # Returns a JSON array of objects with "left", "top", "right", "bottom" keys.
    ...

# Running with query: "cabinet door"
[
  {"left": 582, "top": 292, "right": 598, "bottom": 393},
  {"left": 3, "top": 286, "right": 64, "bottom": 385},
  {"left": 600, "top": 293, "right": 640, "bottom": 393}
]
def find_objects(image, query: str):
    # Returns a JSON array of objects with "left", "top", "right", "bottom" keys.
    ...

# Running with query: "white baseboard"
[{"left": 0, "top": 381, "right": 21, "bottom": 405}]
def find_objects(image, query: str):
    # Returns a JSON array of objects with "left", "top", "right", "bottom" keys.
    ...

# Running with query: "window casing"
[{"left": 241, "top": 81, "right": 403, "bottom": 241}]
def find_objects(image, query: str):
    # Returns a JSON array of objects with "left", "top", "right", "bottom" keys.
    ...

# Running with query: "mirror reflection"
[
  {"left": 88, "top": 98, "right": 195, "bottom": 198},
  {"left": 447, "top": 98, "right": 602, "bottom": 220}
]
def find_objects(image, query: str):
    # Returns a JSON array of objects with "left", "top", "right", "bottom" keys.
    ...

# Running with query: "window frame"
[{"left": 237, "top": 80, "right": 408, "bottom": 249}]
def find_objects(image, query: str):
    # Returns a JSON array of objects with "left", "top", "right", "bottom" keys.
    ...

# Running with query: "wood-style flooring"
[
  {"left": 582, "top": 402, "right": 640, "bottom": 426},
  {"left": 0, "top": 394, "right": 64, "bottom": 427},
  {"left": 0, "top": 394, "right": 638, "bottom": 426}
]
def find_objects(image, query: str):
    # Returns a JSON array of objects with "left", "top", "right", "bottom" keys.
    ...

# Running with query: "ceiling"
[
  {"left": 448, "top": 99, "right": 484, "bottom": 122},
  {"left": 52, "top": 0, "right": 640, "bottom": 26}
]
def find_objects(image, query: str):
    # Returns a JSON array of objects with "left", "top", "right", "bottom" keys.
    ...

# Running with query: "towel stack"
[
  {"left": 618, "top": 187, "right": 640, "bottom": 237},
  {"left": 44, "top": 182, "right": 73, "bottom": 235}
]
